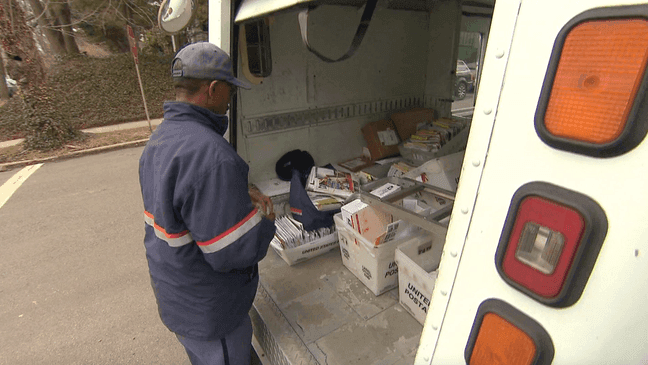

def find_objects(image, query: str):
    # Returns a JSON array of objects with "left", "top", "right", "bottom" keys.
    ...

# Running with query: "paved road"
[
  {"left": 451, "top": 92, "right": 475, "bottom": 118},
  {"left": 0, "top": 147, "right": 190, "bottom": 365}
]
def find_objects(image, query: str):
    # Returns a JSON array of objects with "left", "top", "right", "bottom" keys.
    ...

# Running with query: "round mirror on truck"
[{"left": 158, "top": 0, "right": 195, "bottom": 34}]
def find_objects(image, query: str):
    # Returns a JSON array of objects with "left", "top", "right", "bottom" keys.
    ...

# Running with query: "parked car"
[
  {"left": 5, "top": 76, "right": 17, "bottom": 97},
  {"left": 454, "top": 60, "right": 475, "bottom": 100}
]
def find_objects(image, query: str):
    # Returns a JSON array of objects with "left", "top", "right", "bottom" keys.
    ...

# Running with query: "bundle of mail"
[
  {"left": 303, "top": 166, "right": 360, "bottom": 212},
  {"left": 401, "top": 118, "right": 468, "bottom": 152},
  {"left": 307, "top": 192, "right": 346, "bottom": 211},
  {"left": 339, "top": 181, "right": 453, "bottom": 247},
  {"left": 306, "top": 166, "right": 358, "bottom": 199},
  {"left": 272, "top": 215, "right": 336, "bottom": 250}
]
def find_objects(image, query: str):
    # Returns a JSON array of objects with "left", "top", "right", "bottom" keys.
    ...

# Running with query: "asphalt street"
[
  {"left": 0, "top": 146, "right": 191, "bottom": 365},
  {"left": 450, "top": 92, "right": 475, "bottom": 118}
]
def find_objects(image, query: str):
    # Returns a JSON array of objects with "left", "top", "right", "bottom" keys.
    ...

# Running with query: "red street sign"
[{"left": 126, "top": 25, "right": 138, "bottom": 64}]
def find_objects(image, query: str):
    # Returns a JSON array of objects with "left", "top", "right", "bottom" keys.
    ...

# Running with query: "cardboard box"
[
  {"left": 398, "top": 123, "right": 470, "bottom": 166},
  {"left": 334, "top": 214, "right": 433, "bottom": 296},
  {"left": 387, "top": 161, "right": 416, "bottom": 178},
  {"left": 270, "top": 230, "right": 339, "bottom": 266},
  {"left": 361, "top": 119, "right": 401, "bottom": 161},
  {"left": 340, "top": 198, "right": 367, "bottom": 228},
  {"left": 369, "top": 182, "right": 401, "bottom": 199},
  {"left": 338, "top": 156, "right": 375, "bottom": 172},
  {"left": 403, "top": 151, "right": 465, "bottom": 192},
  {"left": 336, "top": 220, "right": 358, "bottom": 273},
  {"left": 340, "top": 199, "right": 395, "bottom": 246},
  {"left": 395, "top": 232, "right": 445, "bottom": 324},
  {"left": 390, "top": 108, "right": 437, "bottom": 141}
]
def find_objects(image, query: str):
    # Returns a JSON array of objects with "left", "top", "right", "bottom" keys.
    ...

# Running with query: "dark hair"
[{"left": 172, "top": 78, "right": 212, "bottom": 96}]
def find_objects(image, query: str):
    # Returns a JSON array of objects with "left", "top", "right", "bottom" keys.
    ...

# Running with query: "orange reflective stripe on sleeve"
[
  {"left": 196, "top": 208, "right": 263, "bottom": 254},
  {"left": 144, "top": 211, "right": 193, "bottom": 247}
]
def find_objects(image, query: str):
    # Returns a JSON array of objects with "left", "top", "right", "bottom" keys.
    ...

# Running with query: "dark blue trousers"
[{"left": 176, "top": 315, "right": 253, "bottom": 365}]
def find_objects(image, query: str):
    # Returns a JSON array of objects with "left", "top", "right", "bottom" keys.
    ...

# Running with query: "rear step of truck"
[{"left": 250, "top": 247, "right": 423, "bottom": 365}]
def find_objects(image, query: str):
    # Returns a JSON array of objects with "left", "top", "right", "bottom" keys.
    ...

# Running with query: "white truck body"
[{"left": 418, "top": 0, "right": 648, "bottom": 364}]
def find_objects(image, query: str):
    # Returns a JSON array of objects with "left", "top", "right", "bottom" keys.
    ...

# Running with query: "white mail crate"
[
  {"left": 270, "top": 230, "right": 338, "bottom": 266},
  {"left": 334, "top": 213, "right": 432, "bottom": 296},
  {"left": 394, "top": 232, "right": 445, "bottom": 324}
]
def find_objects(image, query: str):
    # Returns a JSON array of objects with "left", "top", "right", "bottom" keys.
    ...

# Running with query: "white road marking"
[{"left": 0, "top": 164, "right": 44, "bottom": 209}]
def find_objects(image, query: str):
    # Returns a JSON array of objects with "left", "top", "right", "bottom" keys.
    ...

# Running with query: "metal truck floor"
[{"left": 250, "top": 247, "right": 423, "bottom": 365}]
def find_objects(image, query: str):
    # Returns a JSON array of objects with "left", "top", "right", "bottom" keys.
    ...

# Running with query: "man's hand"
[{"left": 249, "top": 187, "right": 275, "bottom": 220}]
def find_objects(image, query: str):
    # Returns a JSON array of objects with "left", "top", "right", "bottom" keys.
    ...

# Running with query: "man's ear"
[{"left": 208, "top": 80, "right": 219, "bottom": 96}]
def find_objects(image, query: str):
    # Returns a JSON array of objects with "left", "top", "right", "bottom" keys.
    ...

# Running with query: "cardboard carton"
[
  {"left": 341, "top": 199, "right": 395, "bottom": 246},
  {"left": 403, "top": 150, "right": 465, "bottom": 192},
  {"left": 369, "top": 182, "right": 401, "bottom": 199},
  {"left": 395, "top": 232, "right": 445, "bottom": 324},
  {"left": 390, "top": 108, "right": 437, "bottom": 141},
  {"left": 361, "top": 119, "right": 401, "bottom": 161}
]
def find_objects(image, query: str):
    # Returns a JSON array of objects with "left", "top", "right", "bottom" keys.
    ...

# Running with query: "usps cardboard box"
[
  {"left": 340, "top": 199, "right": 395, "bottom": 246},
  {"left": 403, "top": 150, "right": 465, "bottom": 192},
  {"left": 334, "top": 214, "right": 432, "bottom": 296},
  {"left": 336, "top": 219, "right": 357, "bottom": 270},
  {"left": 270, "top": 230, "right": 339, "bottom": 266},
  {"left": 395, "top": 232, "right": 445, "bottom": 324}
]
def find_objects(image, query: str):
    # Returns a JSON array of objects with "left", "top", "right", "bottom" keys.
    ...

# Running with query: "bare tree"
[
  {"left": 0, "top": 47, "right": 9, "bottom": 99},
  {"left": 25, "top": 0, "right": 66, "bottom": 55},
  {"left": 0, "top": 0, "right": 78, "bottom": 150},
  {"left": 71, "top": 0, "right": 162, "bottom": 52},
  {"left": 51, "top": 0, "right": 79, "bottom": 54},
  {"left": 0, "top": 0, "right": 46, "bottom": 87}
]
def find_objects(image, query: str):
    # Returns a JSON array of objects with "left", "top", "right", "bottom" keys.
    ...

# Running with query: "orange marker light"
[
  {"left": 544, "top": 18, "right": 648, "bottom": 144},
  {"left": 470, "top": 313, "right": 536, "bottom": 365},
  {"left": 465, "top": 299, "right": 555, "bottom": 365}
]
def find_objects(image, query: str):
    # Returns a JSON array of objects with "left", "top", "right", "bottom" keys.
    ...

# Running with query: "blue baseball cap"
[{"left": 171, "top": 42, "right": 251, "bottom": 90}]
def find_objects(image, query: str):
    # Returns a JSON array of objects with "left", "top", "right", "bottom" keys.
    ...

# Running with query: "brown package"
[
  {"left": 390, "top": 108, "right": 437, "bottom": 141},
  {"left": 361, "top": 119, "right": 401, "bottom": 161}
]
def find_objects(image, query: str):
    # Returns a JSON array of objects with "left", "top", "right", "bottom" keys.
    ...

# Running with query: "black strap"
[
  {"left": 298, "top": 0, "right": 379, "bottom": 63},
  {"left": 221, "top": 338, "right": 230, "bottom": 365}
]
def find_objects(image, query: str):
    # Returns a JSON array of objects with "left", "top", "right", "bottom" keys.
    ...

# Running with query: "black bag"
[{"left": 289, "top": 170, "right": 340, "bottom": 231}]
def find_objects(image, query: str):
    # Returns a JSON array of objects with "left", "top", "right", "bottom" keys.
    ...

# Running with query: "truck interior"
[{"left": 234, "top": 0, "right": 493, "bottom": 183}]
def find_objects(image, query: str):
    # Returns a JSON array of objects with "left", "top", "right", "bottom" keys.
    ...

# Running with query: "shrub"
[{"left": 0, "top": 52, "right": 175, "bottom": 146}]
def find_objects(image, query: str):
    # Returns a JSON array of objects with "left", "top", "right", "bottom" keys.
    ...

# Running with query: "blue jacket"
[{"left": 139, "top": 101, "right": 276, "bottom": 340}]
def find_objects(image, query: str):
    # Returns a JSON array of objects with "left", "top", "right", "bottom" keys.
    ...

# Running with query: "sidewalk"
[
  {"left": 0, "top": 118, "right": 164, "bottom": 149},
  {"left": 0, "top": 118, "right": 164, "bottom": 172}
]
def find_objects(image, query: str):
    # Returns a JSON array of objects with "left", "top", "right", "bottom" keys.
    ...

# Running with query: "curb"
[{"left": 0, "top": 139, "right": 149, "bottom": 173}]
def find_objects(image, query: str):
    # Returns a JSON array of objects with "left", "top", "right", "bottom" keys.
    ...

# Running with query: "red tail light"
[{"left": 496, "top": 182, "right": 608, "bottom": 307}]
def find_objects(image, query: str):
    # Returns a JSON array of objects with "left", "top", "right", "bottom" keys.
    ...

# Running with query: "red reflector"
[
  {"left": 496, "top": 182, "right": 608, "bottom": 307},
  {"left": 502, "top": 196, "right": 585, "bottom": 298}
]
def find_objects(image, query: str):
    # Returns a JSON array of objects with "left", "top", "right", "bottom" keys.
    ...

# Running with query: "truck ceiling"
[{"left": 235, "top": 0, "right": 494, "bottom": 23}]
